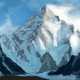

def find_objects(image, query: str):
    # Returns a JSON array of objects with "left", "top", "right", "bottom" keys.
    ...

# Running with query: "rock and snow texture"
[
  {"left": 0, "top": 4, "right": 79, "bottom": 78},
  {"left": 1, "top": 4, "right": 73, "bottom": 73},
  {"left": 38, "top": 52, "right": 57, "bottom": 73}
]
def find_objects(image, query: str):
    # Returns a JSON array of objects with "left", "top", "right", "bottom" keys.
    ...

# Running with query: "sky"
[{"left": 0, "top": 0, "right": 80, "bottom": 27}]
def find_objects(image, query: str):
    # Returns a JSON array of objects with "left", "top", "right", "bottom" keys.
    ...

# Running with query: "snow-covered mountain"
[
  {"left": 0, "top": 5, "right": 77, "bottom": 74},
  {"left": 38, "top": 52, "right": 57, "bottom": 73}
]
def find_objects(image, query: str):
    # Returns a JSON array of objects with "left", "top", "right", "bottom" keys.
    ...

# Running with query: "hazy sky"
[{"left": 0, "top": 0, "right": 80, "bottom": 26}]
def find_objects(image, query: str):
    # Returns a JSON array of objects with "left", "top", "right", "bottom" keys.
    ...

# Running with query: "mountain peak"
[{"left": 0, "top": 5, "right": 75, "bottom": 73}]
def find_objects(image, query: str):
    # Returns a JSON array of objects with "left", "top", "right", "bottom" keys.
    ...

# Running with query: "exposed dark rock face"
[
  {"left": 48, "top": 54, "right": 80, "bottom": 76},
  {"left": 0, "top": 45, "right": 25, "bottom": 75},
  {"left": 38, "top": 52, "right": 57, "bottom": 73}
]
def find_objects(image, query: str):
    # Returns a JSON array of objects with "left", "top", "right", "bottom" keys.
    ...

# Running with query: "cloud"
[
  {"left": 46, "top": 4, "right": 80, "bottom": 31},
  {"left": 0, "top": 15, "right": 17, "bottom": 35}
]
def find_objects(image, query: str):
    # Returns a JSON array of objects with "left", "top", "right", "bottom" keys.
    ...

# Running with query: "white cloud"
[
  {"left": 46, "top": 4, "right": 80, "bottom": 32},
  {"left": 70, "top": 32, "right": 80, "bottom": 56},
  {"left": 0, "top": 16, "right": 17, "bottom": 35}
]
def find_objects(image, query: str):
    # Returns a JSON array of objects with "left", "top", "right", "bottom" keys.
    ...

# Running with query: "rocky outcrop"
[{"left": 39, "top": 52, "right": 57, "bottom": 73}]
